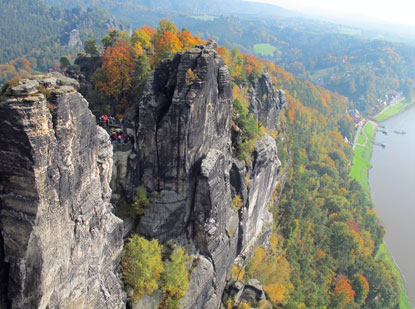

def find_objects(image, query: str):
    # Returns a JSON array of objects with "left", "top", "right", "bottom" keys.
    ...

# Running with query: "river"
[{"left": 369, "top": 105, "right": 415, "bottom": 305}]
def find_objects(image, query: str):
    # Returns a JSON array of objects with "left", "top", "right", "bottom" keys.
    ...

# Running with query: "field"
[
  {"left": 253, "top": 43, "right": 277, "bottom": 56},
  {"left": 190, "top": 15, "right": 216, "bottom": 21},
  {"left": 375, "top": 100, "right": 414, "bottom": 122}
]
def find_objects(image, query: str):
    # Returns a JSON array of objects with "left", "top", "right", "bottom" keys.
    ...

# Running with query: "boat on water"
[{"left": 394, "top": 130, "right": 406, "bottom": 135}]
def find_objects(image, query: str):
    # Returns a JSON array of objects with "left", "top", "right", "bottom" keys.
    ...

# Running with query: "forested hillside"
[
  {"left": 179, "top": 16, "right": 415, "bottom": 114},
  {"left": 46, "top": 0, "right": 415, "bottom": 115},
  {"left": 45, "top": 0, "right": 297, "bottom": 17},
  {"left": 0, "top": 0, "right": 113, "bottom": 84},
  {"left": 73, "top": 20, "right": 401, "bottom": 307},
  {"left": 218, "top": 47, "right": 399, "bottom": 308}
]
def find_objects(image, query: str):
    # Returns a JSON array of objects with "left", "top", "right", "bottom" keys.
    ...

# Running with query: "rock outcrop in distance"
[
  {"left": 118, "top": 40, "right": 287, "bottom": 308},
  {"left": 0, "top": 75, "right": 125, "bottom": 308}
]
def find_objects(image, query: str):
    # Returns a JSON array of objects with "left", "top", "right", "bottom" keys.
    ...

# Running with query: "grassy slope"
[
  {"left": 350, "top": 122, "right": 412, "bottom": 308},
  {"left": 375, "top": 100, "right": 415, "bottom": 122}
]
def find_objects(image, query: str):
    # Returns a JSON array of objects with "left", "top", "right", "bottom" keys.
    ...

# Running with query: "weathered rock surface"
[
  {"left": 224, "top": 279, "right": 268, "bottom": 307},
  {"left": 249, "top": 73, "right": 286, "bottom": 131},
  {"left": 106, "top": 15, "right": 133, "bottom": 36},
  {"left": 122, "top": 41, "right": 285, "bottom": 308},
  {"left": 133, "top": 41, "right": 233, "bottom": 241},
  {"left": 0, "top": 75, "right": 125, "bottom": 308}
]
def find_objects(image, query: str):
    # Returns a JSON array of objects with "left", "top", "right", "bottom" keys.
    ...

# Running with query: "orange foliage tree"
[
  {"left": 333, "top": 275, "right": 355, "bottom": 304},
  {"left": 96, "top": 45, "right": 134, "bottom": 100}
]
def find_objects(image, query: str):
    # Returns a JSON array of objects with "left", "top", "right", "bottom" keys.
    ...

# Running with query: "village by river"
[{"left": 369, "top": 104, "right": 415, "bottom": 305}]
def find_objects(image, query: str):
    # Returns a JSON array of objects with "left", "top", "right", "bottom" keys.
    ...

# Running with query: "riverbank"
[
  {"left": 350, "top": 118, "right": 412, "bottom": 308},
  {"left": 350, "top": 121, "right": 377, "bottom": 191},
  {"left": 375, "top": 244, "right": 412, "bottom": 309},
  {"left": 374, "top": 99, "right": 415, "bottom": 122}
]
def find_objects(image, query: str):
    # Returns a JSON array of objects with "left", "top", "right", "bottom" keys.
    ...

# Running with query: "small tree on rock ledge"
[
  {"left": 121, "top": 235, "right": 164, "bottom": 302},
  {"left": 132, "top": 185, "right": 150, "bottom": 216}
]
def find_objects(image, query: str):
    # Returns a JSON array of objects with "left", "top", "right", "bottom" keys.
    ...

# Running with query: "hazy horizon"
[{"left": 245, "top": 0, "right": 415, "bottom": 26}]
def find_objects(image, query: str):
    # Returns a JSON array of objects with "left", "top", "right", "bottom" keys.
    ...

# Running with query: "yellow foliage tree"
[
  {"left": 264, "top": 284, "right": 286, "bottom": 305},
  {"left": 121, "top": 235, "right": 164, "bottom": 301}
]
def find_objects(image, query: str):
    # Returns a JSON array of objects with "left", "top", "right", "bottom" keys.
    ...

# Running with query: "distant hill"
[
  {"left": 45, "top": 0, "right": 299, "bottom": 18},
  {"left": 0, "top": 0, "right": 122, "bottom": 75},
  {"left": 43, "top": 0, "right": 415, "bottom": 114},
  {"left": 4, "top": 0, "right": 415, "bottom": 115},
  {"left": 180, "top": 15, "right": 415, "bottom": 113}
]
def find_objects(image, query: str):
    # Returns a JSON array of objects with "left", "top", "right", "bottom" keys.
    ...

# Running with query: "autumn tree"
[
  {"left": 162, "top": 247, "right": 189, "bottom": 308},
  {"left": 179, "top": 29, "right": 200, "bottom": 50},
  {"left": 95, "top": 44, "right": 134, "bottom": 102},
  {"left": 121, "top": 235, "right": 164, "bottom": 302},
  {"left": 158, "top": 18, "right": 179, "bottom": 35},
  {"left": 332, "top": 276, "right": 356, "bottom": 305},
  {"left": 264, "top": 284, "right": 287, "bottom": 306},
  {"left": 152, "top": 30, "right": 182, "bottom": 66},
  {"left": 131, "top": 26, "right": 155, "bottom": 56}
]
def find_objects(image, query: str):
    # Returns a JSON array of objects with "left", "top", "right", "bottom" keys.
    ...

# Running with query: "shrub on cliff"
[
  {"left": 121, "top": 235, "right": 164, "bottom": 301},
  {"left": 162, "top": 247, "right": 190, "bottom": 308},
  {"left": 232, "top": 98, "right": 259, "bottom": 163},
  {"left": 132, "top": 185, "right": 150, "bottom": 216}
]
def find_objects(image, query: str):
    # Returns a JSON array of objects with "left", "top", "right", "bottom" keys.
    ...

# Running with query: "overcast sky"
[{"left": 248, "top": 0, "right": 415, "bottom": 26}]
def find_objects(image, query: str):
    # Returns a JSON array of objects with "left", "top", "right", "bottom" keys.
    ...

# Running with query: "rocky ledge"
[{"left": 0, "top": 75, "right": 125, "bottom": 308}]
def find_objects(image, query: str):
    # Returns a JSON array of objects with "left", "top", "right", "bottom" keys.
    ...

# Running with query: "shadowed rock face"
[
  {"left": 124, "top": 42, "right": 284, "bottom": 308},
  {"left": 0, "top": 75, "right": 125, "bottom": 309},
  {"left": 133, "top": 41, "right": 233, "bottom": 241}
]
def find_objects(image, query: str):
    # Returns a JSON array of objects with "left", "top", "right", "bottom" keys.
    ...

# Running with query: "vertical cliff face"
[
  {"left": 249, "top": 73, "right": 286, "bottom": 131},
  {"left": 123, "top": 41, "right": 285, "bottom": 308},
  {"left": 0, "top": 76, "right": 125, "bottom": 308},
  {"left": 133, "top": 41, "right": 233, "bottom": 241}
]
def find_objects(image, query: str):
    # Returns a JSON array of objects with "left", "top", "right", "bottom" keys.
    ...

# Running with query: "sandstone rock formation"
[
  {"left": 0, "top": 75, "right": 125, "bottom": 308},
  {"left": 0, "top": 41, "right": 286, "bottom": 309},
  {"left": 121, "top": 41, "right": 285, "bottom": 308},
  {"left": 67, "top": 29, "right": 83, "bottom": 48},
  {"left": 249, "top": 73, "right": 286, "bottom": 131}
]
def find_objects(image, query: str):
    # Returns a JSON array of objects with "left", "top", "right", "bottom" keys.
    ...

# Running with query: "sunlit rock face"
[{"left": 0, "top": 75, "right": 125, "bottom": 309}]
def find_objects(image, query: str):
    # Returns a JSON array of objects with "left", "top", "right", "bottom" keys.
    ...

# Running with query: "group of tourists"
[
  {"left": 111, "top": 131, "right": 130, "bottom": 144},
  {"left": 98, "top": 114, "right": 132, "bottom": 145},
  {"left": 100, "top": 114, "right": 117, "bottom": 126}
]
